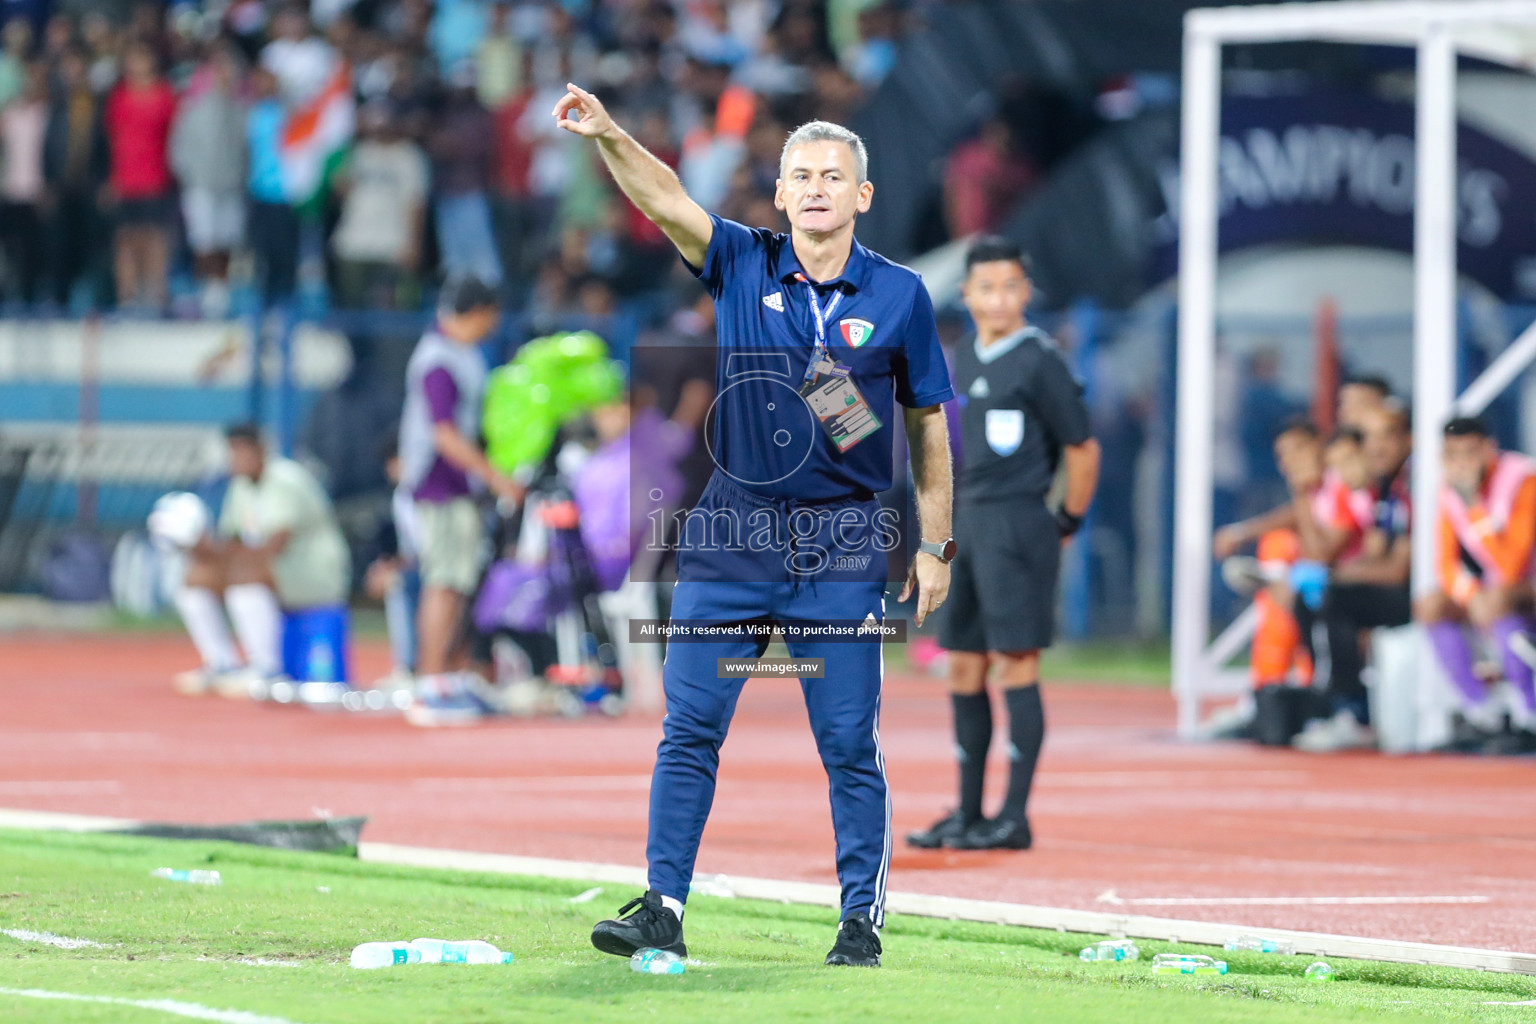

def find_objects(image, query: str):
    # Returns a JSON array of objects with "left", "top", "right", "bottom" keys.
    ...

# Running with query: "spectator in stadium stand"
[
  {"left": 80, "top": 12, "right": 120, "bottom": 95},
  {"left": 0, "top": 59, "right": 49, "bottom": 307},
  {"left": 0, "top": 18, "right": 32, "bottom": 109},
  {"left": 171, "top": 43, "right": 248, "bottom": 320},
  {"left": 489, "top": 60, "right": 541, "bottom": 302},
  {"left": 475, "top": 2, "right": 522, "bottom": 110},
  {"left": 41, "top": 44, "right": 109, "bottom": 310},
  {"left": 944, "top": 115, "right": 1039, "bottom": 238},
  {"left": 245, "top": 66, "right": 300, "bottom": 309},
  {"left": 428, "top": 62, "right": 505, "bottom": 288},
  {"left": 1417, "top": 417, "right": 1536, "bottom": 755},
  {"left": 260, "top": 3, "right": 336, "bottom": 107},
  {"left": 172, "top": 423, "right": 351, "bottom": 697},
  {"left": 330, "top": 101, "right": 429, "bottom": 310},
  {"left": 1291, "top": 401, "right": 1414, "bottom": 753},
  {"left": 103, "top": 38, "right": 177, "bottom": 313}
]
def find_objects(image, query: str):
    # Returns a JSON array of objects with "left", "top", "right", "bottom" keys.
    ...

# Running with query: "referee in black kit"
[{"left": 908, "top": 237, "right": 1100, "bottom": 851}]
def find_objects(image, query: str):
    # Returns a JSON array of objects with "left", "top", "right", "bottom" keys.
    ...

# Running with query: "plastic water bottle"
[
  {"left": 1150, "top": 952, "right": 1228, "bottom": 975},
  {"left": 1225, "top": 934, "right": 1297, "bottom": 955},
  {"left": 1079, "top": 939, "right": 1140, "bottom": 962},
  {"left": 1305, "top": 961, "right": 1336, "bottom": 982},
  {"left": 630, "top": 948, "right": 686, "bottom": 975},
  {"left": 350, "top": 942, "right": 421, "bottom": 969},
  {"left": 152, "top": 868, "right": 221, "bottom": 886},
  {"left": 409, "top": 939, "right": 512, "bottom": 965}
]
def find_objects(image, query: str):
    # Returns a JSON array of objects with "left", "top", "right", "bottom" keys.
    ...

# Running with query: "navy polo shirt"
[{"left": 687, "top": 214, "right": 953, "bottom": 501}]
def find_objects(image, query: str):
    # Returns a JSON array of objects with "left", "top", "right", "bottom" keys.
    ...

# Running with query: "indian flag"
[{"left": 280, "top": 63, "right": 354, "bottom": 209}]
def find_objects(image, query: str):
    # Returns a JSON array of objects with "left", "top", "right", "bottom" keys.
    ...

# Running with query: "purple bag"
[{"left": 474, "top": 560, "right": 559, "bottom": 633}]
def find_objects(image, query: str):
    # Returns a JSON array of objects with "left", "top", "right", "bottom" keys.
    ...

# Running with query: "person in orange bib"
[{"left": 1417, "top": 416, "right": 1536, "bottom": 746}]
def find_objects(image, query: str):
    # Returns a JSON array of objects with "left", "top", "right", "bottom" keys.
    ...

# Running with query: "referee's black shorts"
[{"left": 939, "top": 499, "right": 1059, "bottom": 654}]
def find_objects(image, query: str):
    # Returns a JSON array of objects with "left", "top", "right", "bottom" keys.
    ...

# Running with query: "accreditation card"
[{"left": 800, "top": 362, "right": 882, "bottom": 452}]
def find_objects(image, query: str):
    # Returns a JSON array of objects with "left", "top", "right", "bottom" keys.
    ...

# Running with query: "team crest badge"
[
  {"left": 984, "top": 408, "right": 1025, "bottom": 456},
  {"left": 839, "top": 318, "right": 875, "bottom": 347}
]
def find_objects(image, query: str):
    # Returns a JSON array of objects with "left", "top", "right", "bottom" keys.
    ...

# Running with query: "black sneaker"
[
  {"left": 944, "top": 815, "right": 1032, "bottom": 851},
  {"left": 1481, "top": 727, "right": 1536, "bottom": 757},
  {"left": 905, "top": 810, "right": 971, "bottom": 849},
  {"left": 825, "top": 912, "right": 881, "bottom": 967},
  {"left": 1435, "top": 713, "right": 1499, "bottom": 754},
  {"left": 591, "top": 891, "right": 687, "bottom": 958}
]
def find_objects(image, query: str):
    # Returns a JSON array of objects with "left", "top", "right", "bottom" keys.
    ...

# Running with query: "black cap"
[
  {"left": 439, "top": 275, "right": 499, "bottom": 316},
  {"left": 1444, "top": 415, "right": 1490, "bottom": 439}
]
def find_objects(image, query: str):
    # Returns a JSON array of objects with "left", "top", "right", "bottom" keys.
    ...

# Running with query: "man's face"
[
  {"left": 775, "top": 140, "right": 873, "bottom": 239},
  {"left": 228, "top": 439, "right": 264, "bottom": 481},
  {"left": 1274, "top": 430, "right": 1322, "bottom": 486},
  {"left": 1327, "top": 438, "right": 1371, "bottom": 490},
  {"left": 960, "top": 259, "right": 1030, "bottom": 338},
  {"left": 1362, "top": 409, "right": 1411, "bottom": 478},
  {"left": 1443, "top": 434, "right": 1495, "bottom": 495},
  {"left": 1337, "top": 384, "right": 1385, "bottom": 430}
]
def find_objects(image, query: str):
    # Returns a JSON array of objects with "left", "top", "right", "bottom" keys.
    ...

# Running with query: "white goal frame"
[{"left": 1173, "top": 1, "right": 1536, "bottom": 737}]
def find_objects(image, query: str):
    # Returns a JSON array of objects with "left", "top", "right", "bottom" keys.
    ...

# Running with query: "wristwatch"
[{"left": 918, "top": 537, "right": 957, "bottom": 563}]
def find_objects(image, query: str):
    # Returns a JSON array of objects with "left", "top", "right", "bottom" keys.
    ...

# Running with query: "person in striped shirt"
[{"left": 1417, "top": 416, "right": 1536, "bottom": 752}]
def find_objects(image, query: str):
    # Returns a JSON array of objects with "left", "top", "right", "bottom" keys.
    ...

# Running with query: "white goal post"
[{"left": 1173, "top": 1, "right": 1536, "bottom": 737}]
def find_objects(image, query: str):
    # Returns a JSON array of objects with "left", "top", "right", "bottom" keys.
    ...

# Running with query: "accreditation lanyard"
[{"left": 798, "top": 274, "right": 844, "bottom": 382}]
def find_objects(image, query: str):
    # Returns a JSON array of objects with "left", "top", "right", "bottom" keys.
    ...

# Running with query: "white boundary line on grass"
[
  {"left": 1, "top": 929, "right": 111, "bottom": 949},
  {"left": 0, "top": 987, "right": 309, "bottom": 1024},
  {"left": 357, "top": 842, "right": 1536, "bottom": 975},
  {"left": 4, "top": 808, "right": 1533, "bottom": 976}
]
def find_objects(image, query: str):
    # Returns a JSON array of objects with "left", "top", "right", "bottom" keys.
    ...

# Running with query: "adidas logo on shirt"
[
  {"left": 969, "top": 376, "right": 990, "bottom": 399},
  {"left": 762, "top": 292, "right": 785, "bottom": 312}
]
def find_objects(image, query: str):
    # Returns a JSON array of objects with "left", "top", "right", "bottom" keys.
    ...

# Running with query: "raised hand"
[{"left": 553, "top": 82, "right": 614, "bottom": 140}]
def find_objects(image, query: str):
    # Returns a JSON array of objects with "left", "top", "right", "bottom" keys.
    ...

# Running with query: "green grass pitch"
[{"left": 1, "top": 828, "right": 1532, "bottom": 1023}]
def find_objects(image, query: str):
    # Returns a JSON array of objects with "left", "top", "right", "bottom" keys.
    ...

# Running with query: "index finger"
[
  {"left": 552, "top": 90, "right": 581, "bottom": 119},
  {"left": 565, "top": 81, "right": 598, "bottom": 105}
]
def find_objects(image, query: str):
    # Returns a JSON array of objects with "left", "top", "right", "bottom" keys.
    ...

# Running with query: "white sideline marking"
[
  {"left": 4, "top": 807, "right": 1534, "bottom": 975},
  {"left": 1487, "top": 999, "right": 1536, "bottom": 1006},
  {"left": 2, "top": 929, "right": 111, "bottom": 949},
  {"left": 1040, "top": 770, "right": 1310, "bottom": 787},
  {"left": 196, "top": 957, "right": 304, "bottom": 968},
  {"left": 0, "top": 781, "right": 121, "bottom": 796},
  {"left": 0, "top": 987, "right": 309, "bottom": 1024},
  {"left": 1095, "top": 890, "right": 1490, "bottom": 907},
  {"left": 411, "top": 775, "right": 651, "bottom": 793},
  {"left": 0, "top": 807, "right": 136, "bottom": 831}
]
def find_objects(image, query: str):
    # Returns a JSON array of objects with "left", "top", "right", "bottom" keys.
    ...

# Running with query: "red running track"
[{"left": 2, "top": 632, "right": 1534, "bottom": 952}]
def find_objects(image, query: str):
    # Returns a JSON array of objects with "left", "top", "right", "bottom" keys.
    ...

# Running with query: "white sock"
[
  {"left": 173, "top": 586, "right": 241, "bottom": 672},
  {"left": 225, "top": 583, "right": 284, "bottom": 677},
  {"left": 659, "top": 895, "right": 684, "bottom": 921}
]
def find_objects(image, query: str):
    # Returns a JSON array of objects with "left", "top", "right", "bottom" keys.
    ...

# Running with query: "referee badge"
[
  {"left": 838, "top": 318, "right": 875, "bottom": 348},
  {"left": 984, "top": 408, "right": 1025, "bottom": 456}
]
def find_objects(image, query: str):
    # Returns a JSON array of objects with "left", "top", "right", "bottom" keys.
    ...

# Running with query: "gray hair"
[{"left": 779, "top": 120, "right": 869, "bottom": 184}]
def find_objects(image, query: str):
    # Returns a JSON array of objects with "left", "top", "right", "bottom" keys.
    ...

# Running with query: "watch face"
[{"left": 941, "top": 538, "right": 957, "bottom": 562}]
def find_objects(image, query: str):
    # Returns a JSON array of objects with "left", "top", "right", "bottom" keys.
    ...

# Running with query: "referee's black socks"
[
  {"left": 1000, "top": 683, "right": 1045, "bottom": 822},
  {"left": 951, "top": 692, "right": 992, "bottom": 824}
]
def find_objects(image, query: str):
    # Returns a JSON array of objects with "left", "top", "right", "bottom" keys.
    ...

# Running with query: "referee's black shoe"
[
  {"left": 825, "top": 912, "right": 881, "bottom": 967},
  {"left": 944, "top": 815, "right": 1032, "bottom": 851},
  {"left": 905, "top": 810, "right": 970, "bottom": 849},
  {"left": 591, "top": 891, "right": 687, "bottom": 958}
]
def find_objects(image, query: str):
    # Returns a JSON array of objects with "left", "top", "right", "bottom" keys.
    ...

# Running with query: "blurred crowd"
[{"left": 0, "top": 0, "right": 934, "bottom": 319}]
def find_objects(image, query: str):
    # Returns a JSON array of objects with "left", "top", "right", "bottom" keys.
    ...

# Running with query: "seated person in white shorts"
[{"left": 173, "top": 423, "right": 351, "bottom": 695}]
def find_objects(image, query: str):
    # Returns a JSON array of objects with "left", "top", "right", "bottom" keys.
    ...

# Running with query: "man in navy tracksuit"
[{"left": 553, "top": 83, "right": 955, "bottom": 967}]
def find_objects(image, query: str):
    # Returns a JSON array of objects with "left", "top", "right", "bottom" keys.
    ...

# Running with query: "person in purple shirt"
[{"left": 398, "top": 276, "right": 523, "bottom": 727}]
